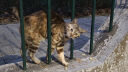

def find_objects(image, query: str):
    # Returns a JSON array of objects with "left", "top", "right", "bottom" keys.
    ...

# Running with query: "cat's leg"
[
  {"left": 26, "top": 33, "right": 43, "bottom": 64},
  {"left": 56, "top": 46, "right": 68, "bottom": 67},
  {"left": 28, "top": 43, "right": 41, "bottom": 64}
]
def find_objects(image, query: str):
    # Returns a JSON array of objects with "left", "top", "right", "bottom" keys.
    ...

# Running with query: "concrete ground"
[{"left": 0, "top": 16, "right": 108, "bottom": 72}]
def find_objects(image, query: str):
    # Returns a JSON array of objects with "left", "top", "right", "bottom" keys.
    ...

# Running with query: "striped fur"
[{"left": 21, "top": 10, "right": 87, "bottom": 67}]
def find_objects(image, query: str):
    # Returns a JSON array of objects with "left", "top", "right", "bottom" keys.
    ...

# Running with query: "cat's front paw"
[
  {"left": 63, "top": 61, "right": 69, "bottom": 67},
  {"left": 33, "top": 58, "right": 41, "bottom": 64},
  {"left": 63, "top": 62, "right": 69, "bottom": 70}
]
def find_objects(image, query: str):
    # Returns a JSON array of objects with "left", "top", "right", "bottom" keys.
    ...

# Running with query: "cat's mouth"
[
  {"left": 70, "top": 33, "right": 80, "bottom": 39},
  {"left": 72, "top": 36, "right": 80, "bottom": 38}
]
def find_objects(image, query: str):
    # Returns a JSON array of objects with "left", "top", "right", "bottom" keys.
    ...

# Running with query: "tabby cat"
[{"left": 21, "top": 10, "right": 87, "bottom": 68}]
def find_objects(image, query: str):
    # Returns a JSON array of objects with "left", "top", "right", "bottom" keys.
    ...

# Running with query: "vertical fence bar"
[
  {"left": 125, "top": 0, "right": 128, "bottom": 7},
  {"left": 115, "top": 0, "right": 117, "bottom": 8},
  {"left": 47, "top": 0, "right": 52, "bottom": 64},
  {"left": 70, "top": 0, "right": 75, "bottom": 59},
  {"left": 19, "top": 0, "right": 26, "bottom": 70},
  {"left": 109, "top": 0, "right": 115, "bottom": 32},
  {"left": 120, "top": 0, "right": 123, "bottom": 7},
  {"left": 89, "top": 0, "right": 96, "bottom": 55}
]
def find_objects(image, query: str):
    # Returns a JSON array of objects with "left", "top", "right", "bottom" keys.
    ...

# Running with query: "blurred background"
[{"left": 0, "top": 0, "right": 111, "bottom": 24}]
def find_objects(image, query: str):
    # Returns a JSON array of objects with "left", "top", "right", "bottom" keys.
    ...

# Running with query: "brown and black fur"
[{"left": 21, "top": 10, "right": 87, "bottom": 68}]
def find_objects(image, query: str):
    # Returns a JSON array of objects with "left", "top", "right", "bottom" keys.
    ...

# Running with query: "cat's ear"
[
  {"left": 79, "top": 27, "right": 87, "bottom": 33},
  {"left": 71, "top": 18, "right": 77, "bottom": 24}
]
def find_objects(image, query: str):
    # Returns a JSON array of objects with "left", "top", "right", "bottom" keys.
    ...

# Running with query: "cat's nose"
[
  {"left": 76, "top": 36, "right": 79, "bottom": 38},
  {"left": 77, "top": 36, "right": 80, "bottom": 38}
]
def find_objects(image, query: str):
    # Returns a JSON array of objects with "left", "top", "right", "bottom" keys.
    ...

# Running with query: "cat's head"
[{"left": 66, "top": 18, "right": 87, "bottom": 39}]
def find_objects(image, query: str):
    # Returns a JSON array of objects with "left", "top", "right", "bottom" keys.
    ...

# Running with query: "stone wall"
[
  {"left": 84, "top": 8, "right": 128, "bottom": 72},
  {"left": 87, "top": 34, "right": 128, "bottom": 72}
]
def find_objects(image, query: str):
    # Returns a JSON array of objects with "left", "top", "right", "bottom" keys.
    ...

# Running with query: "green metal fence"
[
  {"left": 47, "top": 0, "right": 52, "bottom": 64},
  {"left": 70, "top": 0, "right": 75, "bottom": 59},
  {"left": 109, "top": 0, "right": 115, "bottom": 32},
  {"left": 19, "top": 0, "right": 116, "bottom": 70},
  {"left": 19, "top": 0, "right": 26, "bottom": 70},
  {"left": 89, "top": 0, "right": 96, "bottom": 54}
]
